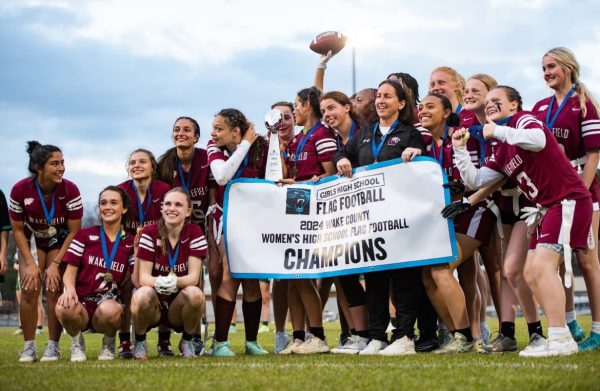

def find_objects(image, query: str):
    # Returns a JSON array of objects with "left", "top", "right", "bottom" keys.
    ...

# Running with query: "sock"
[
  {"left": 158, "top": 331, "right": 171, "bottom": 343},
  {"left": 231, "top": 323, "right": 237, "bottom": 327},
  {"left": 591, "top": 321, "right": 600, "bottom": 335},
  {"left": 527, "top": 321, "right": 544, "bottom": 338},
  {"left": 500, "top": 322, "right": 516, "bottom": 339},
  {"left": 119, "top": 332, "right": 131, "bottom": 343},
  {"left": 456, "top": 327, "right": 473, "bottom": 342},
  {"left": 309, "top": 327, "right": 325, "bottom": 341},
  {"left": 242, "top": 299, "right": 262, "bottom": 342},
  {"left": 37, "top": 325, "right": 43, "bottom": 330},
  {"left": 565, "top": 310, "right": 576, "bottom": 324},
  {"left": 292, "top": 330, "right": 306, "bottom": 341},
  {"left": 214, "top": 296, "right": 236, "bottom": 342},
  {"left": 355, "top": 329, "right": 369, "bottom": 339},
  {"left": 391, "top": 317, "right": 397, "bottom": 327},
  {"left": 193, "top": 333, "right": 201, "bottom": 341},
  {"left": 548, "top": 327, "right": 568, "bottom": 338},
  {"left": 182, "top": 331, "right": 193, "bottom": 341},
  {"left": 262, "top": 321, "right": 269, "bottom": 326},
  {"left": 134, "top": 333, "right": 146, "bottom": 342}
]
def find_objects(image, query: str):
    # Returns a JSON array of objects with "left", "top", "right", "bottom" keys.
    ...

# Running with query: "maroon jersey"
[
  {"left": 421, "top": 130, "right": 482, "bottom": 182},
  {"left": 485, "top": 111, "right": 591, "bottom": 206},
  {"left": 9, "top": 177, "right": 83, "bottom": 240},
  {"left": 170, "top": 148, "right": 211, "bottom": 225},
  {"left": 532, "top": 95, "right": 600, "bottom": 202},
  {"left": 137, "top": 223, "right": 207, "bottom": 278},
  {"left": 117, "top": 179, "right": 171, "bottom": 234},
  {"left": 207, "top": 140, "right": 268, "bottom": 207},
  {"left": 64, "top": 226, "right": 134, "bottom": 299},
  {"left": 285, "top": 123, "right": 337, "bottom": 181}
]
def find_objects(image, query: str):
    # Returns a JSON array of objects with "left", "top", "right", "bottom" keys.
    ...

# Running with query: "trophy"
[{"left": 264, "top": 108, "right": 284, "bottom": 182}]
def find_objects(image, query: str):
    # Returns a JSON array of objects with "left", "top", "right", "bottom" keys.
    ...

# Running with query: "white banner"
[{"left": 223, "top": 157, "right": 457, "bottom": 279}]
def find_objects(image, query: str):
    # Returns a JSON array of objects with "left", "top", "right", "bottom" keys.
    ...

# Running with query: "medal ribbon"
[
  {"left": 233, "top": 154, "right": 250, "bottom": 180},
  {"left": 545, "top": 87, "right": 575, "bottom": 129},
  {"left": 167, "top": 241, "right": 180, "bottom": 272},
  {"left": 177, "top": 159, "right": 191, "bottom": 192},
  {"left": 293, "top": 122, "right": 320, "bottom": 164},
  {"left": 336, "top": 121, "right": 357, "bottom": 151},
  {"left": 430, "top": 139, "right": 444, "bottom": 166},
  {"left": 131, "top": 181, "right": 152, "bottom": 224},
  {"left": 100, "top": 227, "right": 122, "bottom": 274},
  {"left": 34, "top": 180, "right": 55, "bottom": 226},
  {"left": 371, "top": 119, "right": 399, "bottom": 161}
]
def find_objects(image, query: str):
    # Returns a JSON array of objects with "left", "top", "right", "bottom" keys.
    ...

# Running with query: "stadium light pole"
[{"left": 352, "top": 45, "right": 356, "bottom": 95}]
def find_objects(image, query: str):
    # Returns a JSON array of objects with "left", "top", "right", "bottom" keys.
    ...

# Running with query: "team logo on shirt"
[
  {"left": 24, "top": 198, "right": 34, "bottom": 206},
  {"left": 89, "top": 235, "right": 99, "bottom": 241},
  {"left": 387, "top": 137, "right": 401, "bottom": 146},
  {"left": 286, "top": 188, "right": 311, "bottom": 215},
  {"left": 538, "top": 105, "right": 548, "bottom": 112}
]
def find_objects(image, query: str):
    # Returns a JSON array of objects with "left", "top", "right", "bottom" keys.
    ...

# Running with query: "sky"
[{"left": 1, "top": 0, "right": 599, "bottom": 211}]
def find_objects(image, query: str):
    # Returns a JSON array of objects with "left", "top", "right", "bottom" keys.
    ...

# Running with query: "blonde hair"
[
  {"left": 431, "top": 66, "right": 466, "bottom": 103},
  {"left": 467, "top": 74, "right": 498, "bottom": 92},
  {"left": 544, "top": 47, "right": 600, "bottom": 117}
]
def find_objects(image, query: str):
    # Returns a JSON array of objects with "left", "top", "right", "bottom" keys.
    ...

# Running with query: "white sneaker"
[
  {"left": 70, "top": 333, "right": 86, "bottom": 362},
  {"left": 98, "top": 336, "right": 116, "bottom": 361},
  {"left": 547, "top": 334, "right": 578, "bottom": 356},
  {"left": 331, "top": 335, "right": 369, "bottom": 355},
  {"left": 40, "top": 342, "right": 61, "bottom": 362},
  {"left": 358, "top": 339, "right": 388, "bottom": 355},
  {"left": 379, "top": 336, "right": 416, "bottom": 356},
  {"left": 18, "top": 342, "right": 37, "bottom": 362},
  {"left": 13, "top": 328, "right": 23, "bottom": 335},
  {"left": 519, "top": 333, "right": 547, "bottom": 357},
  {"left": 274, "top": 332, "right": 289, "bottom": 354},
  {"left": 279, "top": 338, "right": 303, "bottom": 355},
  {"left": 292, "top": 335, "right": 329, "bottom": 354}
]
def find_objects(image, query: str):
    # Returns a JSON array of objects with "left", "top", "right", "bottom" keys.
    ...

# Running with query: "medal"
[
  {"left": 99, "top": 226, "right": 123, "bottom": 285},
  {"left": 136, "top": 226, "right": 144, "bottom": 235},
  {"left": 169, "top": 270, "right": 177, "bottom": 278},
  {"left": 47, "top": 226, "right": 57, "bottom": 237},
  {"left": 290, "top": 165, "right": 298, "bottom": 179},
  {"left": 34, "top": 180, "right": 57, "bottom": 236}
]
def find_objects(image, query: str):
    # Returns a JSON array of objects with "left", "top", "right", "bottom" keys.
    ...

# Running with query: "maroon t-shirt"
[
  {"left": 485, "top": 111, "right": 591, "bottom": 206},
  {"left": 117, "top": 179, "right": 171, "bottom": 234},
  {"left": 137, "top": 223, "right": 207, "bottom": 277},
  {"left": 9, "top": 177, "right": 83, "bottom": 239},
  {"left": 285, "top": 123, "right": 337, "bottom": 181},
  {"left": 169, "top": 148, "right": 212, "bottom": 225},
  {"left": 63, "top": 226, "right": 134, "bottom": 299}
]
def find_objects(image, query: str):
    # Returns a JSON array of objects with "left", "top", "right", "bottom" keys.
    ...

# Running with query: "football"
[{"left": 309, "top": 31, "right": 347, "bottom": 56}]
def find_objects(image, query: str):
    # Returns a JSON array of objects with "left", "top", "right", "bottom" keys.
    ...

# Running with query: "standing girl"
[{"left": 9, "top": 141, "right": 83, "bottom": 362}]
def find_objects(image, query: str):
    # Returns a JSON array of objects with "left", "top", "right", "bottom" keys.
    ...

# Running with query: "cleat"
[
  {"left": 13, "top": 328, "right": 23, "bottom": 335},
  {"left": 485, "top": 333, "right": 517, "bottom": 353},
  {"left": 358, "top": 339, "right": 388, "bottom": 356},
  {"left": 331, "top": 335, "right": 369, "bottom": 355},
  {"left": 519, "top": 333, "right": 547, "bottom": 357},
  {"left": 578, "top": 331, "right": 600, "bottom": 352},
  {"left": 291, "top": 335, "right": 329, "bottom": 354},
  {"left": 379, "top": 336, "right": 416, "bottom": 356},
  {"left": 133, "top": 340, "right": 148, "bottom": 360},
  {"left": 157, "top": 340, "right": 174, "bottom": 357},
  {"left": 279, "top": 338, "right": 302, "bottom": 355},
  {"left": 18, "top": 343, "right": 37, "bottom": 363},
  {"left": 258, "top": 324, "right": 270, "bottom": 333},
  {"left": 193, "top": 336, "right": 203, "bottom": 356},
  {"left": 339, "top": 332, "right": 351, "bottom": 348},
  {"left": 480, "top": 323, "right": 491, "bottom": 344},
  {"left": 520, "top": 333, "right": 577, "bottom": 357},
  {"left": 229, "top": 324, "right": 237, "bottom": 334},
  {"left": 40, "top": 342, "right": 61, "bottom": 362},
  {"left": 245, "top": 341, "right": 268, "bottom": 355},
  {"left": 474, "top": 338, "right": 488, "bottom": 354},
  {"left": 70, "top": 334, "right": 86, "bottom": 362},
  {"left": 567, "top": 320, "right": 585, "bottom": 342},
  {"left": 118, "top": 340, "right": 134, "bottom": 359},
  {"left": 274, "top": 332, "right": 289, "bottom": 354},
  {"left": 98, "top": 336, "right": 116, "bottom": 361},
  {"left": 212, "top": 341, "right": 235, "bottom": 357},
  {"left": 433, "top": 333, "right": 474, "bottom": 354},
  {"left": 415, "top": 336, "right": 440, "bottom": 353},
  {"left": 180, "top": 339, "right": 196, "bottom": 358}
]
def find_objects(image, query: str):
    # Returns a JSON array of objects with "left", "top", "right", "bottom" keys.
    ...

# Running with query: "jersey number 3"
[{"left": 516, "top": 171, "right": 539, "bottom": 200}]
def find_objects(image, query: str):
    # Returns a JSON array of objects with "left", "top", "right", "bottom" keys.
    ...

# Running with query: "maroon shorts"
[
  {"left": 148, "top": 292, "right": 183, "bottom": 333},
  {"left": 454, "top": 201, "right": 497, "bottom": 246},
  {"left": 81, "top": 297, "right": 122, "bottom": 331},
  {"left": 529, "top": 197, "right": 593, "bottom": 251}
]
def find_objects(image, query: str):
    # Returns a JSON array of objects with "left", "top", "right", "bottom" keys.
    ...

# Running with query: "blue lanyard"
[
  {"left": 336, "top": 121, "right": 357, "bottom": 151},
  {"left": 34, "top": 180, "right": 55, "bottom": 225},
  {"left": 131, "top": 181, "right": 152, "bottom": 224},
  {"left": 99, "top": 227, "right": 122, "bottom": 274},
  {"left": 545, "top": 87, "right": 575, "bottom": 129},
  {"left": 496, "top": 117, "right": 512, "bottom": 126},
  {"left": 167, "top": 241, "right": 180, "bottom": 271},
  {"left": 372, "top": 119, "right": 399, "bottom": 162},
  {"left": 233, "top": 154, "right": 249, "bottom": 180},
  {"left": 294, "top": 122, "right": 320, "bottom": 164},
  {"left": 177, "top": 159, "right": 191, "bottom": 192},
  {"left": 430, "top": 139, "right": 444, "bottom": 166},
  {"left": 468, "top": 125, "right": 486, "bottom": 165}
]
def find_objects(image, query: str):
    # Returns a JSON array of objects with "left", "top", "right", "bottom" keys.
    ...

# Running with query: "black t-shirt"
[{"left": 0, "top": 189, "right": 10, "bottom": 232}]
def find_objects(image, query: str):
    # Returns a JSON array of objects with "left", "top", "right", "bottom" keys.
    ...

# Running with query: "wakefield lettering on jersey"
[{"left": 223, "top": 158, "right": 458, "bottom": 279}]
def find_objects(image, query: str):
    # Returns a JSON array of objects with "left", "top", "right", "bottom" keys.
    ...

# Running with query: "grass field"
[{"left": 1, "top": 316, "right": 598, "bottom": 391}]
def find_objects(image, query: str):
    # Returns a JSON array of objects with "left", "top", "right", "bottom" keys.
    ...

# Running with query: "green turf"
[{"left": 1, "top": 317, "right": 598, "bottom": 390}]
